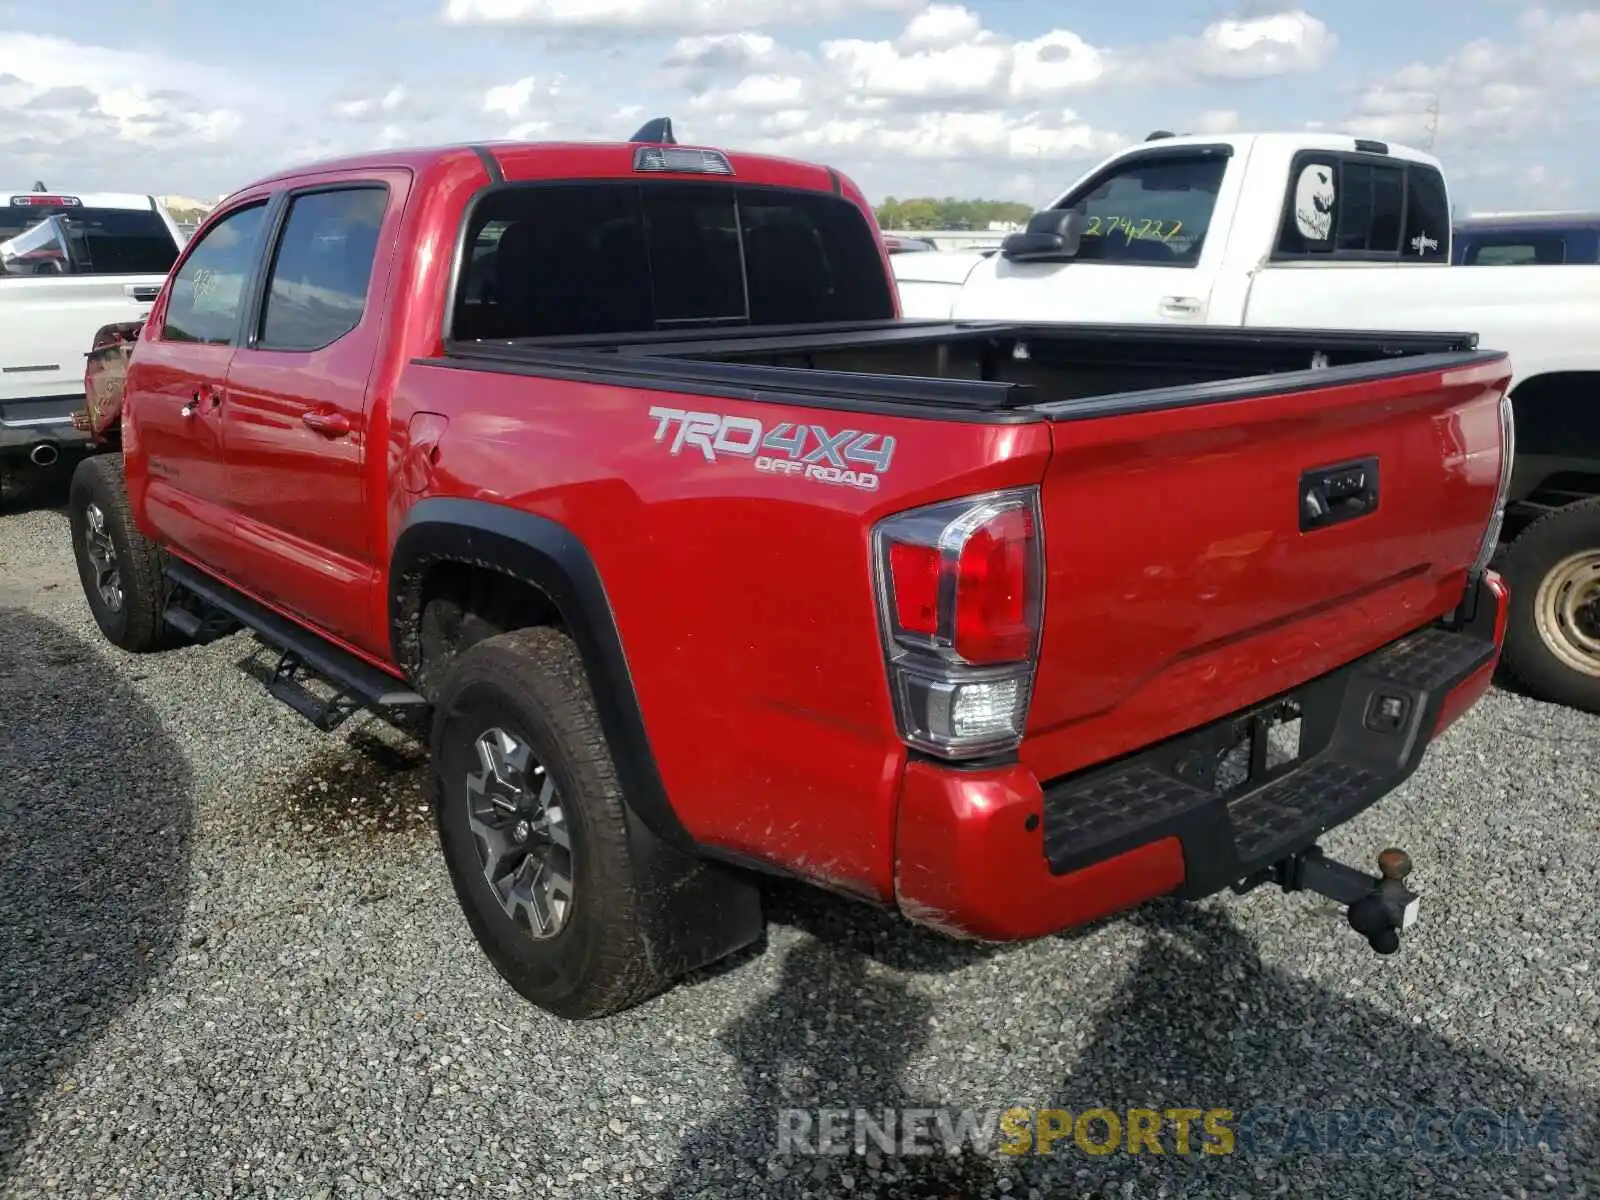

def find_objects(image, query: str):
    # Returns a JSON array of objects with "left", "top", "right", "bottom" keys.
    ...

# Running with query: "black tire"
[
  {"left": 67, "top": 453, "right": 173, "bottom": 652},
  {"left": 430, "top": 626, "right": 668, "bottom": 1019},
  {"left": 1497, "top": 496, "right": 1600, "bottom": 715}
]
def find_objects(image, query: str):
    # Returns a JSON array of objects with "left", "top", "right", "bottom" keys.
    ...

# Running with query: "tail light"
[
  {"left": 872, "top": 487, "right": 1044, "bottom": 759},
  {"left": 1471, "top": 391, "right": 1516, "bottom": 577}
]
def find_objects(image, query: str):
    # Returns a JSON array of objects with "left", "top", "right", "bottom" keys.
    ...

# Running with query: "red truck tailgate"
[{"left": 1022, "top": 357, "right": 1510, "bottom": 783}]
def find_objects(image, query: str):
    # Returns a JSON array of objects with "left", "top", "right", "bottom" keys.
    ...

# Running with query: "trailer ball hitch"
[{"left": 1235, "top": 845, "right": 1420, "bottom": 955}]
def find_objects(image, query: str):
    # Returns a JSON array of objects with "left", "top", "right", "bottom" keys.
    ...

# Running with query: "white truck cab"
[
  {"left": 894, "top": 131, "right": 1460, "bottom": 324},
  {"left": 0, "top": 187, "right": 184, "bottom": 473},
  {"left": 893, "top": 130, "right": 1600, "bottom": 718}
]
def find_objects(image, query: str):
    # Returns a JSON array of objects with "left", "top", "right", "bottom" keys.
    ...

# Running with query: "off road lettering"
[{"left": 649, "top": 406, "right": 895, "bottom": 491}]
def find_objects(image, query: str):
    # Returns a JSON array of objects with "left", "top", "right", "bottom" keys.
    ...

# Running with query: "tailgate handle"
[{"left": 1300, "top": 457, "right": 1379, "bottom": 532}]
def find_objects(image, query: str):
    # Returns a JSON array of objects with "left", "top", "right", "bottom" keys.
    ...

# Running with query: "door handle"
[
  {"left": 183, "top": 385, "right": 222, "bottom": 417},
  {"left": 301, "top": 409, "right": 352, "bottom": 437},
  {"left": 1158, "top": 295, "right": 1204, "bottom": 318}
]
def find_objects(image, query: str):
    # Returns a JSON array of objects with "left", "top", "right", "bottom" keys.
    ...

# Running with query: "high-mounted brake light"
[
  {"left": 873, "top": 488, "right": 1044, "bottom": 759},
  {"left": 10, "top": 194, "right": 79, "bottom": 207},
  {"left": 632, "top": 146, "right": 735, "bottom": 176}
]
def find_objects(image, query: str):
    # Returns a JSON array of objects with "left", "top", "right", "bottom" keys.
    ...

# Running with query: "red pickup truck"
[{"left": 68, "top": 122, "right": 1515, "bottom": 1019}]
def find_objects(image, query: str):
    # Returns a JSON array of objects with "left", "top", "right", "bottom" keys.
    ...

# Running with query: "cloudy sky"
[{"left": 0, "top": 1, "right": 1595, "bottom": 212}]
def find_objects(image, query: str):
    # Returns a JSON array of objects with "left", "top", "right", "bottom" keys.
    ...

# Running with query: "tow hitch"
[{"left": 1235, "top": 846, "right": 1420, "bottom": 954}]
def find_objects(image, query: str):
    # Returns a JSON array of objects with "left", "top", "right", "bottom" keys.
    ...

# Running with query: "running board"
[{"left": 162, "top": 560, "right": 426, "bottom": 730}]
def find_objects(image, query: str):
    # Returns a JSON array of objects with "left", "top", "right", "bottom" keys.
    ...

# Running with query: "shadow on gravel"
[
  {"left": 668, "top": 898, "right": 1593, "bottom": 1198},
  {"left": 761, "top": 879, "right": 1013, "bottom": 975},
  {"left": 1029, "top": 901, "right": 1592, "bottom": 1197},
  {"left": 0, "top": 608, "right": 194, "bottom": 1178},
  {"left": 0, "top": 452, "right": 81, "bottom": 517},
  {"left": 664, "top": 932, "right": 1005, "bottom": 1199}
]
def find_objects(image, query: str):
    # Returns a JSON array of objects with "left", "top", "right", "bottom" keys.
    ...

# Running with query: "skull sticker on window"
[{"left": 1294, "top": 163, "right": 1336, "bottom": 242}]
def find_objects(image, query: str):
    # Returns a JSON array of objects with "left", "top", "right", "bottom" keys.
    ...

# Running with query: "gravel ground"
[{"left": 1, "top": 461, "right": 1597, "bottom": 1199}]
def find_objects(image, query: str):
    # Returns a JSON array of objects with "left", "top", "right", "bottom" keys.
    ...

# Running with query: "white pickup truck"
[
  {"left": 0, "top": 187, "right": 184, "bottom": 477},
  {"left": 894, "top": 131, "right": 1600, "bottom": 718}
]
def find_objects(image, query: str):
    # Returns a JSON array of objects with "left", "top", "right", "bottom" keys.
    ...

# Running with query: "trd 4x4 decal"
[{"left": 648, "top": 406, "right": 896, "bottom": 493}]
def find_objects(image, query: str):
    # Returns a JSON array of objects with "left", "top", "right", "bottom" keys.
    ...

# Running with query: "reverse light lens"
[
  {"left": 893, "top": 671, "right": 1032, "bottom": 756},
  {"left": 950, "top": 677, "right": 1024, "bottom": 739},
  {"left": 873, "top": 487, "right": 1044, "bottom": 759}
]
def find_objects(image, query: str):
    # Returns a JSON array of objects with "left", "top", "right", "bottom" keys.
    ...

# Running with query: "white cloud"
[
  {"left": 335, "top": 85, "right": 407, "bottom": 121},
  {"left": 1009, "top": 30, "right": 1106, "bottom": 97},
  {"left": 1189, "top": 10, "right": 1335, "bottom": 80},
  {"left": 689, "top": 73, "right": 808, "bottom": 111},
  {"left": 822, "top": 35, "right": 1012, "bottom": 102},
  {"left": 441, "top": 0, "right": 922, "bottom": 34},
  {"left": 9, "top": 4, "right": 1588, "bottom": 219},
  {"left": 723, "top": 106, "right": 1126, "bottom": 168},
  {"left": 484, "top": 76, "right": 538, "bottom": 117},
  {"left": 900, "top": 4, "right": 982, "bottom": 50},
  {"left": 1191, "top": 108, "right": 1242, "bottom": 134},
  {"left": 0, "top": 32, "right": 246, "bottom": 152},
  {"left": 655, "top": 4, "right": 1130, "bottom": 197},
  {"left": 482, "top": 75, "right": 573, "bottom": 121},
  {"left": 1111, "top": 9, "right": 1335, "bottom": 86},
  {"left": 664, "top": 31, "right": 779, "bottom": 71},
  {"left": 1340, "top": 7, "right": 1599, "bottom": 150}
]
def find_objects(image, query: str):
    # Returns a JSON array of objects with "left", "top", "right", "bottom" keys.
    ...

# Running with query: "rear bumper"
[
  {"left": 892, "top": 570, "right": 1508, "bottom": 940},
  {"left": 0, "top": 395, "right": 91, "bottom": 454}
]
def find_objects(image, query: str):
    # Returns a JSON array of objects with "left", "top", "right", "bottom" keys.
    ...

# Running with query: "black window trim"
[
  {"left": 244, "top": 180, "right": 393, "bottom": 355},
  {"left": 156, "top": 195, "right": 278, "bottom": 348},
  {"left": 441, "top": 177, "right": 893, "bottom": 347},
  {"left": 1270, "top": 149, "right": 1449, "bottom": 264},
  {"left": 1041, "top": 142, "right": 1237, "bottom": 272}
]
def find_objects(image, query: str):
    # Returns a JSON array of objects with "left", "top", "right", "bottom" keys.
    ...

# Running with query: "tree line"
[{"left": 874, "top": 197, "right": 1034, "bottom": 231}]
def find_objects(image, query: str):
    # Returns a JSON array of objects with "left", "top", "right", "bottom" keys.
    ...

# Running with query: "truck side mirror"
[{"left": 1000, "top": 208, "right": 1086, "bottom": 263}]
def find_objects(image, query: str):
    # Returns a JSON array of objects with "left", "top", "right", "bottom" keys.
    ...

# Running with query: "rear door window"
[
  {"left": 451, "top": 181, "right": 894, "bottom": 340},
  {"left": 257, "top": 186, "right": 387, "bottom": 351},
  {"left": 1275, "top": 156, "right": 1450, "bottom": 261},
  {"left": 0, "top": 197, "right": 179, "bottom": 276},
  {"left": 1401, "top": 167, "right": 1449, "bottom": 260}
]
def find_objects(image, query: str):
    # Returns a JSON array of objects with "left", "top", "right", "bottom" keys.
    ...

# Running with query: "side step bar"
[{"left": 163, "top": 559, "right": 426, "bottom": 730}]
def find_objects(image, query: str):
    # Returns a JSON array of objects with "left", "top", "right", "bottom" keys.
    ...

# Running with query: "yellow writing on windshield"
[{"left": 1083, "top": 216, "right": 1184, "bottom": 243}]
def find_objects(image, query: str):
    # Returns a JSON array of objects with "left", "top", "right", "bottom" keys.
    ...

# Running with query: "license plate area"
[{"left": 1172, "top": 698, "right": 1304, "bottom": 798}]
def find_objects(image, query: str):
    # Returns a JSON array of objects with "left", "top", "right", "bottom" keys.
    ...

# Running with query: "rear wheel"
[
  {"left": 1499, "top": 497, "right": 1600, "bottom": 715},
  {"left": 67, "top": 453, "right": 172, "bottom": 652},
  {"left": 430, "top": 626, "right": 669, "bottom": 1018}
]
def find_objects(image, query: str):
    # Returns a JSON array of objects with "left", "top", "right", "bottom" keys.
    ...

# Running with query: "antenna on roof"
[
  {"left": 1144, "top": 130, "right": 1175, "bottom": 141},
  {"left": 629, "top": 117, "right": 676, "bottom": 145},
  {"left": 31, "top": 180, "right": 46, "bottom": 191}
]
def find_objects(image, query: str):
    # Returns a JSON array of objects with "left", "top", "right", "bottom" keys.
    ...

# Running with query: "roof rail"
[{"left": 629, "top": 117, "right": 676, "bottom": 145}]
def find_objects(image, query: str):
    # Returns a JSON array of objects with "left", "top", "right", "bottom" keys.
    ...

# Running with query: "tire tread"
[
  {"left": 69, "top": 453, "right": 172, "bottom": 652},
  {"left": 1497, "top": 495, "right": 1600, "bottom": 715},
  {"left": 431, "top": 625, "right": 665, "bottom": 1018}
]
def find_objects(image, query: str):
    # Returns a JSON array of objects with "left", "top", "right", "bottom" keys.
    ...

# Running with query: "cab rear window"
[
  {"left": 451, "top": 181, "right": 894, "bottom": 340},
  {"left": 0, "top": 200, "right": 178, "bottom": 276}
]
